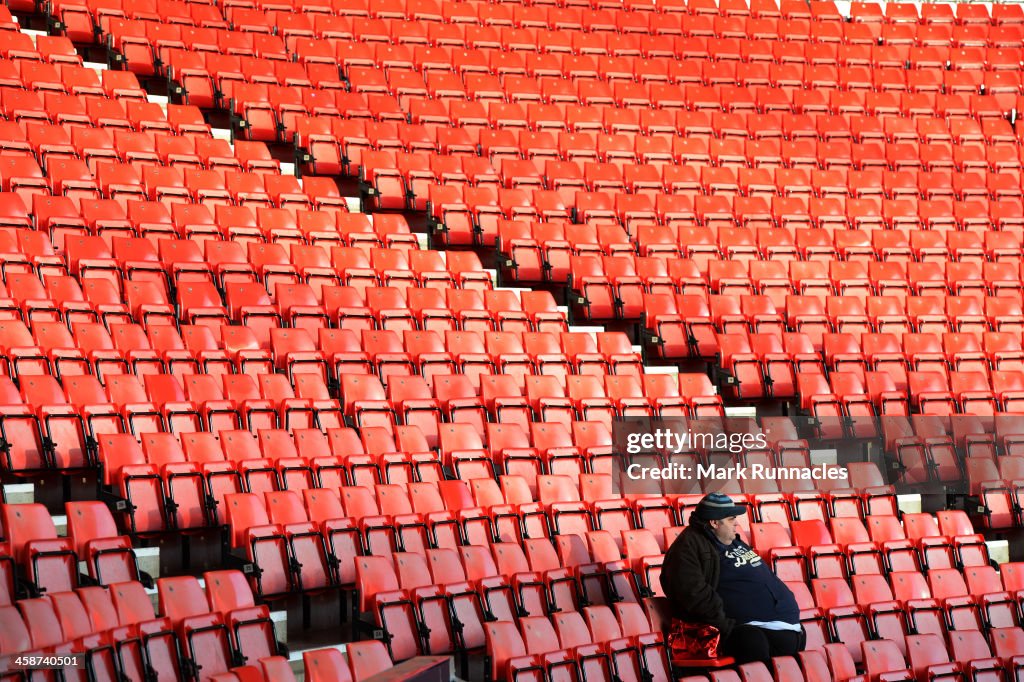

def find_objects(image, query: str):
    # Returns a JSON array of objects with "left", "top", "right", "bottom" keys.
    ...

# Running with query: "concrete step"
[
  {"left": 141, "top": 577, "right": 288, "bottom": 644},
  {"left": 566, "top": 325, "right": 609, "bottom": 335},
  {"left": 641, "top": 365, "right": 679, "bottom": 375},
  {"left": 3, "top": 484, "right": 33, "bottom": 505},
  {"left": 990, "top": 539, "right": 1011, "bottom": 565}
]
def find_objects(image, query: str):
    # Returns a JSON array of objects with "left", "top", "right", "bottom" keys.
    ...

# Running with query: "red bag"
[{"left": 667, "top": 619, "right": 722, "bottom": 662}]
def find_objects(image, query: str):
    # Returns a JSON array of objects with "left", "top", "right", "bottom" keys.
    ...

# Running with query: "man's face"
[{"left": 710, "top": 515, "right": 739, "bottom": 544}]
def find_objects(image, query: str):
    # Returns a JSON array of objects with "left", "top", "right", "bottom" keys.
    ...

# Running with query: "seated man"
[{"left": 660, "top": 493, "right": 805, "bottom": 665}]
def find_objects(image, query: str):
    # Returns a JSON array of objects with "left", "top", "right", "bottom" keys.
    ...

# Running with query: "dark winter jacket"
[{"left": 659, "top": 520, "right": 736, "bottom": 638}]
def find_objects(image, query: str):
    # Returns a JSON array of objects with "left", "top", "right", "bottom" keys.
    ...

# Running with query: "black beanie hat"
[{"left": 694, "top": 493, "right": 746, "bottom": 521}]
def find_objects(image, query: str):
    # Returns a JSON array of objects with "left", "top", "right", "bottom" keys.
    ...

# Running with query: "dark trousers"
[{"left": 720, "top": 625, "right": 806, "bottom": 665}]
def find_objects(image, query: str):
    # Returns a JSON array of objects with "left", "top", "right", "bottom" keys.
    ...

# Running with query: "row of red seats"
[
  {"left": 857, "top": 629, "right": 1024, "bottom": 682},
  {"left": 754, "top": 511, "right": 989, "bottom": 579},
  {"left": 499, "top": 225, "right": 1024, "bottom": 286},
  {"left": 355, "top": 322, "right": 615, "bottom": 381},
  {"left": 302, "top": 642, "right": 393, "bottom": 682},
  {"left": 343, "top": 121, "right": 1024, "bottom": 166},
  {"left": 183, "top": 323, "right": 641, "bottom": 386},
  {"left": 0, "top": 6, "right": 18, "bottom": 32},
  {"left": 0, "top": 153, "right": 330, "bottom": 213},
  {"left": 498, "top": 209, "right": 1024, "bottom": 257},
  {"left": 0, "top": 580, "right": 184, "bottom": 679},
  {"left": 797, "top": 366, "right": 1024, "bottom": 415},
  {"left": 151, "top": 40, "right": 1024, "bottom": 105},
  {"left": 361, "top": 543, "right": 671, "bottom": 674},
  {"left": 101, "top": 426, "right": 658, "bottom": 532},
  {"left": 70, "top": 0, "right": 1024, "bottom": 41},
  {"left": 680, "top": 631, "right": 1024, "bottom": 682},
  {"left": 719, "top": 336, "right": 957, "bottom": 403},
  {"left": 48, "top": 235, "right": 472, "bottom": 296},
  {"left": 225, "top": 485, "right": 641, "bottom": 609},
  {"left": 643, "top": 293, "right": 1024, "bottom": 352},
  {"left": 329, "top": 370, "right": 721, "bottom": 441},
  {"left": 245, "top": 286, "right": 567, "bottom": 336},
  {"left": 205, "top": 22, "right": 1024, "bottom": 67},
  {"left": 964, "top": 454, "right": 1024, "bottom": 529},
  {"left": 721, "top": 472, "right": 896, "bottom": 524},
  {"left": 667, "top": 278, "right": 1023, "bottom": 318},
  {"left": 251, "top": 325, "right": 639, "bottom": 379},
  {"left": 292, "top": 105, "right": 1020, "bottom": 171},
  {"left": 785, "top": 577, "right": 1024, "bottom": 669},
  {"left": 5, "top": 199, "right": 375, "bottom": 255},
  {"left": 281, "top": 0, "right": 1020, "bottom": 27},
  {"left": 1, "top": 99, "right": 213, "bottom": 138},
  {"left": 968, "top": 455, "right": 1024, "bottom": 492},
  {"left": 192, "top": 51, "right": 1024, "bottom": 108},
  {"left": 0, "top": 312, "right": 607, "bottom": 385},
  {"left": 68, "top": 367, "right": 738, "bottom": 513},
  {"left": 322, "top": 128, "right": 1024, "bottom": 180},
  {"left": 16, "top": 282, "right": 549, "bottom": 342},
  {"left": 18, "top": 196, "right": 373, "bottom": 251},
  {"left": 44, "top": 0, "right": 1024, "bottom": 29},
  {"left": 167, "top": 241, "right": 482, "bottom": 289},
  {"left": 1, "top": 159, "right": 332, "bottom": 221},
  {"left": 1, "top": 117, "right": 264, "bottom": 165},
  {"left": 0, "top": 33, "right": 83, "bottom": 66},
  {"left": 559, "top": 244, "right": 1024, "bottom": 287},
  {"left": 91, "top": 10, "right": 1024, "bottom": 66},
  {"left": 168, "top": 6, "right": 1024, "bottom": 46},
  {"left": 326, "top": 61, "right": 1024, "bottom": 102},
  {"left": 262, "top": 473, "right": 888, "bottom": 545},
  {"left": 293, "top": 453, "right": 902, "bottom": 519},
  {"left": 429, "top": 194, "right": 1020, "bottom": 251},
  {"left": 23, "top": 286, "right": 1023, "bottom": 393},
  {"left": 232, "top": 481, "right": 671, "bottom": 567},
  {"left": 220, "top": 471, "right": 910, "bottom": 562},
  {"left": 0, "top": 308, "right": 343, "bottom": 376},
  {"left": 153, "top": 569, "right": 287, "bottom": 673},
  {"left": 0, "top": 370, "right": 349, "bottom": 471},
  {"left": 364, "top": 164, "right": 1024, "bottom": 223},
  {"left": 716, "top": 332, "right": 1024, "bottom": 406},
  {"left": 107, "top": 21, "right": 291, "bottom": 78},
  {"left": 9, "top": 430, "right": 1007, "bottom": 667},
  {"left": 235, "top": 475, "right": 680, "bottom": 551},
  {"left": 23, "top": 239, "right": 464, "bottom": 312},
  {"left": 3, "top": 498, "right": 182, "bottom": 608},
  {"left": 212, "top": 656, "right": 300, "bottom": 682},
  {"left": 483, "top": 601, "right": 678, "bottom": 682},
  {"left": 642, "top": 292, "right": 990, "bottom": 353},
  {"left": 255, "top": 34, "right": 1024, "bottom": 74},
  {"left": 573, "top": 261, "right": 1024, "bottom": 316},
  {"left": 0, "top": 555, "right": 307, "bottom": 682},
  {"left": 2, "top": 501, "right": 97, "bottom": 596},
  {"left": 41, "top": 0, "right": 228, "bottom": 37},
  {"left": 228, "top": 473, "right": 649, "bottom": 550},
  {"left": 360, "top": 163, "right": 1024, "bottom": 221},
  {"left": 657, "top": 292, "right": 1019, "bottom": 338},
  {"left": 677, "top": 649, "right": 831, "bottom": 682},
  {"left": 0, "top": 477, "right": 966, "bottom": 606},
  {"left": 755, "top": 328, "right": 1022, "bottom": 382},
  {"left": 0, "top": 63, "right": 144, "bottom": 100},
  {"left": 5, "top": 135, "right": 280, "bottom": 179}
]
